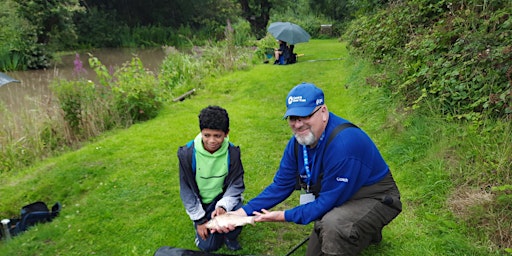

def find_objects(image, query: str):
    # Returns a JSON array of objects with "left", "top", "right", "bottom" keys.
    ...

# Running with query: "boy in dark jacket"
[{"left": 177, "top": 106, "right": 245, "bottom": 252}]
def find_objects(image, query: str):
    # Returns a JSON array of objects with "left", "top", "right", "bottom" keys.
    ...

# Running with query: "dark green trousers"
[{"left": 306, "top": 172, "right": 402, "bottom": 256}]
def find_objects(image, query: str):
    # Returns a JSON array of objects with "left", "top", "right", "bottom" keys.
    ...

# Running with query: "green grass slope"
[{"left": 0, "top": 40, "right": 502, "bottom": 255}]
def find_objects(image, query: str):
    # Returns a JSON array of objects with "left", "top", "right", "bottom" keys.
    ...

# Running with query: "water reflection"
[{"left": 0, "top": 47, "right": 166, "bottom": 122}]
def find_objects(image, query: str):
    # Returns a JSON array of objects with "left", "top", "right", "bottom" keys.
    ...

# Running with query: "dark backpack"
[{"left": 1, "top": 201, "right": 61, "bottom": 239}]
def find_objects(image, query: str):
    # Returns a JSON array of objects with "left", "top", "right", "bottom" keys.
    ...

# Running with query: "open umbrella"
[
  {"left": 267, "top": 22, "right": 310, "bottom": 45},
  {"left": 0, "top": 72, "right": 20, "bottom": 87}
]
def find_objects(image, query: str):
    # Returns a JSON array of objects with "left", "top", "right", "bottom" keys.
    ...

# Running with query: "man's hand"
[
  {"left": 197, "top": 222, "right": 209, "bottom": 240},
  {"left": 253, "top": 209, "right": 285, "bottom": 222}
]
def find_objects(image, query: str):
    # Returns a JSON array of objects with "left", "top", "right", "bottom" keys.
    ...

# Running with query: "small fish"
[{"left": 205, "top": 213, "right": 255, "bottom": 229}]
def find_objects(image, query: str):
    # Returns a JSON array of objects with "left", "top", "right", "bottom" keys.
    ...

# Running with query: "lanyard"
[{"left": 302, "top": 132, "right": 325, "bottom": 191}]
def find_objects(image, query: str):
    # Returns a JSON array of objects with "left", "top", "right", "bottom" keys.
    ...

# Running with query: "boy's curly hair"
[{"left": 198, "top": 106, "right": 229, "bottom": 133}]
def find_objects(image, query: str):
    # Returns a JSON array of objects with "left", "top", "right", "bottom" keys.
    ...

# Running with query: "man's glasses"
[{"left": 288, "top": 106, "right": 322, "bottom": 122}]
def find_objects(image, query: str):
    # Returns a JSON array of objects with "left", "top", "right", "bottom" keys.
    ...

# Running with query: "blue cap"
[{"left": 284, "top": 82, "right": 324, "bottom": 118}]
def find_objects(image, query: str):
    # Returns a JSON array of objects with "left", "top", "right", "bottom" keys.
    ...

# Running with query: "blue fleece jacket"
[{"left": 242, "top": 113, "right": 389, "bottom": 224}]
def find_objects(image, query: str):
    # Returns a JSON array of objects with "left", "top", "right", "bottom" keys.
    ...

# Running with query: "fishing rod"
[{"left": 284, "top": 236, "right": 310, "bottom": 256}]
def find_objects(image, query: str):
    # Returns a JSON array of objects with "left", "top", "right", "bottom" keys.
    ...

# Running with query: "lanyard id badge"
[
  {"left": 300, "top": 191, "right": 315, "bottom": 205},
  {"left": 298, "top": 133, "right": 324, "bottom": 205},
  {"left": 300, "top": 144, "right": 315, "bottom": 205}
]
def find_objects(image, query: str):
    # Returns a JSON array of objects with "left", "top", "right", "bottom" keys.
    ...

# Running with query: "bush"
[
  {"left": 0, "top": 0, "right": 26, "bottom": 71},
  {"left": 51, "top": 55, "right": 164, "bottom": 143},
  {"left": 344, "top": 0, "right": 512, "bottom": 120},
  {"left": 111, "top": 57, "right": 162, "bottom": 122}
]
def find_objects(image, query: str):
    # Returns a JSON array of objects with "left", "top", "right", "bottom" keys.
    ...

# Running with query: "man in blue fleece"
[{"left": 211, "top": 83, "right": 402, "bottom": 255}]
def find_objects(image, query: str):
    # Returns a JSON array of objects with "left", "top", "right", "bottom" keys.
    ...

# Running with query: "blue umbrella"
[
  {"left": 267, "top": 22, "right": 310, "bottom": 45},
  {"left": 0, "top": 72, "right": 20, "bottom": 87}
]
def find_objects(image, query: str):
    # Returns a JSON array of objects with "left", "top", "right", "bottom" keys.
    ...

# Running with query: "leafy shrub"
[
  {"left": 112, "top": 57, "right": 162, "bottom": 122},
  {"left": 231, "top": 18, "right": 255, "bottom": 47},
  {"left": 253, "top": 34, "right": 278, "bottom": 62},
  {"left": 74, "top": 6, "right": 124, "bottom": 48},
  {"left": 344, "top": 0, "right": 512, "bottom": 120},
  {"left": 51, "top": 78, "right": 107, "bottom": 141},
  {"left": 51, "top": 55, "right": 164, "bottom": 144},
  {"left": 344, "top": 0, "right": 512, "bottom": 251},
  {"left": 0, "top": 0, "right": 27, "bottom": 71}
]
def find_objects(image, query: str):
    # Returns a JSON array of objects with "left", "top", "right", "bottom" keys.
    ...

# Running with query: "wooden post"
[{"left": 173, "top": 89, "right": 196, "bottom": 102}]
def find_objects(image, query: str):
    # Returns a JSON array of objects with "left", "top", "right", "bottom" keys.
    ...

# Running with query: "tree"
[
  {"left": 308, "top": 0, "right": 388, "bottom": 21},
  {"left": 14, "top": 0, "right": 83, "bottom": 69},
  {"left": 238, "top": 0, "right": 273, "bottom": 39}
]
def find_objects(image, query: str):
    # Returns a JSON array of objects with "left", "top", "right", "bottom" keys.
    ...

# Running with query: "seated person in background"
[
  {"left": 287, "top": 44, "right": 297, "bottom": 64},
  {"left": 274, "top": 40, "right": 287, "bottom": 64}
]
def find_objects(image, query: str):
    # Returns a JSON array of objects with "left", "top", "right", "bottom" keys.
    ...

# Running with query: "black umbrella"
[
  {"left": 0, "top": 72, "right": 20, "bottom": 87},
  {"left": 267, "top": 22, "right": 311, "bottom": 45}
]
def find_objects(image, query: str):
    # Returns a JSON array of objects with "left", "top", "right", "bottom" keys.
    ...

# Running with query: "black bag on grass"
[
  {"left": 3, "top": 201, "right": 61, "bottom": 237},
  {"left": 154, "top": 246, "right": 232, "bottom": 256}
]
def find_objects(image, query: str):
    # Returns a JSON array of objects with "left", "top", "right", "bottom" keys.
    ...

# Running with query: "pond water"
[{"left": 0, "top": 47, "right": 167, "bottom": 123}]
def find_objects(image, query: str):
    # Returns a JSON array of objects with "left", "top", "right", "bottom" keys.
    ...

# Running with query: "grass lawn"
[{"left": 0, "top": 40, "right": 503, "bottom": 255}]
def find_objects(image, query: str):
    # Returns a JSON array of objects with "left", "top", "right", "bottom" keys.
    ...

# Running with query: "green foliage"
[
  {"left": 231, "top": 18, "right": 256, "bottom": 47},
  {"left": 0, "top": 47, "right": 26, "bottom": 71},
  {"left": 158, "top": 50, "right": 204, "bottom": 93},
  {"left": 270, "top": 0, "right": 334, "bottom": 38},
  {"left": 73, "top": 6, "right": 187, "bottom": 49},
  {"left": 189, "top": 0, "right": 241, "bottom": 39},
  {"left": 344, "top": 1, "right": 512, "bottom": 120},
  {"left": 0, "top": 100, "right": 64, "bottom": 173},
  {"left": 50, "top": 55, "right": 164, "bottom": 145},
  {"left": 86, "top": 55, "right": 164, "bottom": 125},
  {"left": 112, "top": 57, "right": 163, "bottom": 122},
  {"left": 159, "top": 33, "right": 254, "bottom": 97},
  {"left": 0, "top": 0, "right": 26, "bottom": 71},
  {"left": 73, "top": 6, "right": 125, "bottom": 48},
  {"left": 253, "top": 34, "right": 278, "bottom": 61},
  {"left": 200, "top": 42, "right": 253, "bottom": 76},
  {"left": 51, "top": 79, "right": 97, "bottom": 138},
  {"left": 13, "top": 0, "right": 83, "bottom": 69},
  {"left": 72, "top": 1, "right": 241, "bottom": 50},
  {"left": 309, "top": 0, "right": 387, "bottom": 21}
]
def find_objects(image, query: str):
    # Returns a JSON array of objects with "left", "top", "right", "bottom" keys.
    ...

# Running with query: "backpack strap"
[
  {"left": 189, "top": 141, "right": 233, "bottom": 174},
  {"left": 326, "top": 123, "right": 358, "bottom": 146},
  {"left": 294, "top": 122, "right": 359, "bottom": 193}
]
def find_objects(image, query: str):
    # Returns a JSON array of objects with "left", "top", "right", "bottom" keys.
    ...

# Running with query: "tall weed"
[
  {"left": 50, "top": 78, "right": 113, "bottom": 142},
  {"left": 446, "top": 117, "right": 512, "bottom": 249},
  {"left": 158, "top": 50, "right": 204, "bottom": 95},
  {"left": 0, "top": 97, "right": 63, "bottom": 173},
  {"left": 159, "top": 26, "right": 254, "bottom": 97}
]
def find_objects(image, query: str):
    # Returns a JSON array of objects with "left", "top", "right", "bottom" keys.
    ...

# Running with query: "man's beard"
[{"left": 295, "top": 129, "right": 316, "bottom": 146}]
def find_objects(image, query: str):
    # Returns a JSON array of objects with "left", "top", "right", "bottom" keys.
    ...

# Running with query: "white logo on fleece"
[{"left": 336, "top": 177, "right": 349, "bottom": 182}]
